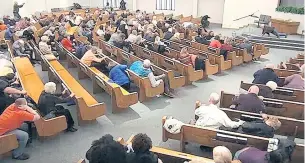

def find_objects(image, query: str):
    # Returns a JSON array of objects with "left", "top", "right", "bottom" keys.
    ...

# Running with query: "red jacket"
[
  {"left": 209, "top": 40, "right": 222, "bottom": 48},
  {"left": 61, "top": 38, "right": 74, "bottom": 52}
]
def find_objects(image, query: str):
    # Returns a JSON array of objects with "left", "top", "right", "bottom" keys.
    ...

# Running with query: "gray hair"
[
  {"left": 44, "top": 82, "right": 57, "bottom": 94},
  {"left": 266, "top": 81, "right": 277, "bottom": 91},
  {"left": 15, "top": 98, "right": 27, "bottom": 107},
  {"left": 209, "top": 93, "right": 220, "bottom": 105}
]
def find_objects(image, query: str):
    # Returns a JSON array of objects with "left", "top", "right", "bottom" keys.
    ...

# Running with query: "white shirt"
[
  {"left": 74, "top": 16, "right": 84, "bottom": 26},
  {"left": 195, "top": 104, "right": 243, "bottom": 129},
  {"left": 96, "top": 29, "right": 105, "bottom": 36}
]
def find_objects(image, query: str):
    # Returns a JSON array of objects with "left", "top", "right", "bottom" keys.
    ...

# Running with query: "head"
[
  {"left": 265, "top": 64, "right": 275, "bottom": 69},
  {"left": 132, "top": 133, "right": 152, "bottom": 154},
  {"left": 243, "top": 38, "right": 249, "bottom": 43},
  {"left": 107, "top": 62, "right": 116, "bottom": 70},
  {"left": 265, "top": 116, "right": 281, "bottom": 130},
  {"left": 248, "top": 85, "right": 259, "bottom": 95},
  {"left": 90, "top": 141, "right": 127, "bottom": 163},
  {"left": 41, "top": 35, "right": 49, "bottom": 43},
  {"left": 208, "top": 31, "right": 214, "bottom": 36},
  {"left": 224, "top": 37, "right": 231, "bottom": 45},
  {"left": 18, "top": 39, "right": 25, "bottom": 46},
  {"left": 300, "top": 64, "right": 305, "bottom": 77},
  {"left": 213, "top": 146, "right": 232, "bottom": 163},
  {"left": 131, "top": 30, "right": 137, "bottom": 36},
  {"left": 266, "top": 81, "right": 277, "bottom": 91},
  {"left": 44, "top": 82, "right": 57, "bottom": 94},
  {"left": 143, "top": 59, "right": 151, "bottom": 69},
  {"left": 0, "top": 20, "right": 4, "bottom": 25},
  {"left": 214, "top": 35, "right": 220, "bottom": 41},
  {"left": 174, "top": 32, "right": 180, "bottom": 38},
  {"left": 209, "top": 93, "right": 220, "bottom": 105},
  {"left": 15, "top": 98, "right": 28, "bottom": 110},
  {"left": 168, "top": 27, "right": 173, "bottom": 33},
  {"left": 5, "top": 73, "right": 15, "bottom": 81},
  {"left": 99, "top": 25, "right": 104, "bottom": 30},
  {"left": 91, "top": 46, "right": 98, "bottom": 54}
]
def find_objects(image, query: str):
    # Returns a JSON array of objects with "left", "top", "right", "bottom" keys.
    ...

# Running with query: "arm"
[
  {"left": 221, "top": 112, "right": 244, "bottom": 128},
  {"left": 24, "top": 105, "right": 40, "bottom": 121},
  {"left": 148, "top": 72, "right": 162, "bottom": 87},
  {"left": 284, "top": 74, "right": 294, "bottom": 85},
  {"left": 119, "top": 65, "right": 128, "bottom": 71},
  {"left": 253, "top": 69, "right": 261, "bottom": 78},
  {"left": 4, "top": 87, "right": 26, "bottom": 95}
]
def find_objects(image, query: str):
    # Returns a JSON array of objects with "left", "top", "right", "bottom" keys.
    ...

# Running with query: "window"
[
  {"left": 103, "top": 0, "right": 120, "bottom": 8},
  {"left": 156, "top": 0, "right": 175, "bottom": 10}
]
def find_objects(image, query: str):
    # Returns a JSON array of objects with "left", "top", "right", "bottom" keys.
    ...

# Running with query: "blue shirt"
[
  {"left": 4, "top": 29, "right": 13, "bottom": 40},
  {"left": 129, "top": 61, "right": 151, "bottom": 77},
  {"left": 109, "top": 65, "right": 130, "bottom": 86}
]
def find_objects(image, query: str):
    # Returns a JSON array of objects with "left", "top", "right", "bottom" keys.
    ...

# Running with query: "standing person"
[
  {"left": 120, "top": 0, "right": 127, "bottom": 10},
  {"left": 0, "top": 98, "right": 40, "bottom": 160},
  {"left": 13, "top": 1, "right": 25, "bottom": 20}
]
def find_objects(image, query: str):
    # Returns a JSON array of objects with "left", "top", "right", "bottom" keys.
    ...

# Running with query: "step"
[
  {"left": 248, "top": 38, "right": 305, "bottom": 48},
  {"left": 256, "top": 43, "right": 304, "bottom": 51},
  {"left": 242, "top": 34, "right": 304, "bottom": 44}
]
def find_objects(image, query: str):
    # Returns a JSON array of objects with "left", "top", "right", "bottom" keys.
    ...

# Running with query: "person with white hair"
[
  {"left": 37, "top": 82, "right": 77, "bottom": 132},
  {"left": 130, "top": 59, "right": 174, "bottom": 97},
  {"left": 193, "top": 93, "right": 244, "bottom": 129},
  {"left": 238, "top": 38, "right": 253, "bottom": 54},
  {"left": 283, "top": 65, "right": 304, "bottom": 89},
  {"left": 257, "top": 81, "right": 277, "bottom": 98},
  {"left": 170, "top": 32, "right": 181, "bottom": 43},
  {"left": 213, "top": 146, "right": 232, "bottom": 163},
  {"left": 252, "top": 64, "right": 280, "bottom": 85},
  {"left": 163, "top": 27, "right": 174, "bottom": 40},
  {"left": 39, "top": 35, "right": 53, "bottom": 56},
  {"left": 231, "top": 85, "right": 266, "bottom": 113},
  {"left": 12, "top": 39, "right": 32, "bottom": 59},
  {"left": 44, "top": 26, "right": 56, "bottom": 37},
  {"left": 126, "top": 30, "right": 139, "bottom": 43},
  {"left": 80, "top": 46, "right": 108, "bottom": 74}
]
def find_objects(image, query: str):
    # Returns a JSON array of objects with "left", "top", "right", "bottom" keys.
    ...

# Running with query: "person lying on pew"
[
  {"left": 126, "top": 133, "right": 163, "bottom": 163},
  {"left": 231, "top": 85, "right": 265, "bottom": 113},
  {"left": 192, "top": 93, "right": 244, "bottom": 129},
  {"left": 252, "top": 64, "right": 280, "bottom": 85},
  {"left": 13, "top": 39, "right": 35, "bottom": 61},
  {"left": 86, "top": 134, "right": 128, "bottom": 163},
  {"left": 238, "top": 38, "right": 253, "bottom": 55},
  {"left": 209, "top": 35, "right": 222, "bottom": 48},
  {"left": 257, "top": 81, "right": 277, "bottom": 99},
  {"left": 220, "top": 37, "right": 233, "bottom": 61},
  {"left": 61, "top": 34, "right": 75, "bottom": 52},
  {"left": 0, "top": 98, "right": 40, "bottom": 160},
  {"left": 283, "top": 65, "right": 304, "bottom": 90},
  {"left": 108, "top": 62, "right": 131, "bottom": 91},
  {"left": 39, "top": 36, "right": 58, "bottom": 57},
  {"left": 178, "top": 47, "right": 206, "bottom": 71},
  {"left": 37, "top": 82, "right": 77, "bottom": 132},
  {"left": 130, "top": 59, "right": 174, "bottom": 98},
  {"left": 81, "top": 46, "right": 109, "bottom": 74}
]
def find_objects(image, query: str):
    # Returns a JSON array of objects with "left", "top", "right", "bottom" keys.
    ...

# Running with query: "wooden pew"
[
  {"left": 219, "top": 91, "right": 304, "bottom": 120},
  {"left": 240, "top": 81, "right": 304, "bottom": 103},
  {"left": 161, "top": 116, "right": 304, "bottom": 163},
  {"left": 55, "top": 42, "right": 138, "bottom": 113},
  {"left": 119, "top": 135, "right": 214, "bottom": 163},
  {"left": 77, "top": 159, "right": 86, "bottom": 163},
  {"left": 274, "top": 68, "right": 301, "bottom": 77},
  {"left": 288, "top": 57, "right": 304, "bottom": 65},
  {"left": 0, "top": 134, "right": 18, "bottom": 157},
  {"left": 219, "top": 108, "right": 304, "bottom": 139},
  {"left": 283, "top": 63, "right": 301, "bottom": 71},
  {"left": 97, "top": 43, "right": 165, "bottom": 102},
  {"left": 31, "top": 41, "right": 106, "bottom": 123},
  {"left": 163, "top": 39, "right": 231, "bottom": 73},
  {"left": 232, "top": 47, "right": 253, "bottom": 63}
]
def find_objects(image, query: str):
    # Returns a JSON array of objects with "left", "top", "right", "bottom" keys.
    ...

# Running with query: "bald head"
[
  {"left": 248, "top": 85, "right": 259, "bottom": 95},
  {"left": 265, "top": 63, "right": 275, "bottom": 69},
  {"left": 15, "top": 98, "right": 28, "bottom": 110}
]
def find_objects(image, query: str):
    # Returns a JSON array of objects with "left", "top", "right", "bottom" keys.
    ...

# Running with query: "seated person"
[
  {"left": 0, "top": 98, "right": 40, "bottom": 160},
  {"left": 231, "top": 85, "right": 265, "bottom": 113},
  {"left": 86, "top": 18, "right": 95, "bottom": 30},
  {"left": 80, "top": 46, "right": 108, "bottom": 74},
  {"left": 179, "top": 47, "right": 206, "bottom": 71},
  {"left": 43, "top": 26, "right": 56, "bottom": 41},
  {"left": 0, "top": 20, "right": 7, "bottom": 31},
  {"left": 96, "top": 25, "right": 105, "bottom": 37},
  {"left": 253, "top": 64, "right": 280, "bottom": 85},
  {"left": 193, "top": 93, "right": 244, "bottom": 129},
  {"left": 150, "top": 36, "right": 166, "bottom": 55},
  {"left": 79, "top": 24, "right": 93, "bottom": 44},
  {"left": 5, "top": 26, "right": 14, "bottom": 41},
  {"left": 130, "top": 59, "right": 174, "bottom": 98},
  {"left": 126, "top": 30, "right": 141, "bottom": 43},
  {"left": 108, "top": 62, "right": 131, "bottom": 91},
  {"left": 108, "top": 30, "right": 122, "bottom": 45},
  {"left": 75, "top": 43, "right": 90, "bottom": 59},
  {"left": 257, "top": 81, "right": 277, "bottom": 98},
  {"left": 220, "top": 37, "right": 233, "bottom": 60},
  {"left": 237, "top": 114, "right": 281, "bottom": 138},
  {"left": 283, "top": 65, "right": 304, "bottom": 89},
  {"left": 61, "top": 34, "right": 75, "bottom": 52},
  {"left": 126, "top": 133, "right": 161, "bottom": 163},
  {"left": 170, "top": 32, "right": 181, "bottom": 43},
  {"left": 13, "top": 39, "right": 34, "bottom": 60},
  {"left": 114, "top": 33, "right": 130, "bottom": 50},
  {"left": 213, "top": 146, "right": 233, "bottom": 163},
  {"left": 238, "top": 38, "right": 253, "bottom": 54},
  {"left": 39, "top": 36, "right": 58, "bottom": 57},
  {"left": 143, "top": 30, "right": 157, "bottom": 42},
  {"left": 37, "top": 82, "right": 77, "bottom": 132},
  {"left": 209, "top": 35, "right": 222, "bottom": 48},
  {"left": 86, "top": 134, "right": 127, "bottom": 163},
  {"left": 205, "top": 31, "right": 214, "bottom": 41},
  {"left": 163, "top": 28, "right": 174, "bottom": 40},
  {"left": 195, "top": 28, "right": 209, "bottom": 45}
]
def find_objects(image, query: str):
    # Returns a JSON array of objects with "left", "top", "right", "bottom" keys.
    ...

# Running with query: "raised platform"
[{"left": 241, "top": 34, "right": 304, "bottom": 51}]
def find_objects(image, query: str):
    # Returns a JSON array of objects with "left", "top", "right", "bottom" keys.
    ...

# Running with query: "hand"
[
  {"left": 261, "top": 112, "right": 268, "bottom": 120},
  {"left": 62, "top": 89, "right": 68, "bottom": 94},
  {"left": 69, "top": 93, "right": 75, "bottom": 98},
  {"left": 161, "top": 74, "right": 166, "bottom": 78},
  {"left": 258, "top": 96, "right": 264, "bottom": 100},
  {"left": 195, "top": 101, "right": 202, "bottom": 108},
  {"left": 20, "top": 90, "right": 27, "bottom": 95}
]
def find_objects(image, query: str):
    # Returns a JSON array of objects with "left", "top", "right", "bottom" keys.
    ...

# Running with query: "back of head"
[
  {"left": 91, "top": 46, "right": 98, "bottom": 54},
  {"left": 41, "top": 35, "right": 49, "bottom": 42},
  {"left": 213, "top": 146, "right": 232, "bottom": 163},
  {"left": 265, "top": 64, "right": 275, "bottom": 69},
  {"left": 268, "top": 150, "right": 284, "bottom": 163},
  {"left": 266, "top": 81, "right": 277, "bottom": 91},
  {"left": 89, "top": 141, "right": 126, "bottom": 163},
  {"left": 266, "top": 116, "right": 281, "bottom": 130},
  {"left": 214, "top": 35, "right": 220, "bottom": 41},
  {"left": 44, "top": 82, "right": 57, "bottom": 94},
  {"left": 143, "top": 59, "right": 151, "bottom": 68},
  {"left": 132, "top": 133, "right": 152, "bottom": 154},
  {"left": 15, "top": 98, "right": 27, "bottom": 108},
  {"left": 209, "top": 93, "right": 220, "bottom": 105},
  {"left": 248, "top": 85, "right": 259, "bottom": 95}
]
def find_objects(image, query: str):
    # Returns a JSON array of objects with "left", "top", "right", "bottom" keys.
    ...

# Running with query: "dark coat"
[
  {"left": 232, "top": 93, "right": 265, "bottom": 113},
  {"left": 163, "top": 31, "right": 174, "bottom": 40},
  {"left": 126, "top": 151, "right": 158, "bottom": 163},
  {"left": 252, "top": 68, "right": 280, "bottom": 85},
  {"left": 240, "top": 121, "right": 274, "bottom": 138},
  {"left": 37, "top": 91, "right": 70, "bottom": 116},
  {"left": 257, "top": 85, "right": 274, "bottom": 98},
  {"left": 195, "top": 36, "right": 210, "bottom": 45}
]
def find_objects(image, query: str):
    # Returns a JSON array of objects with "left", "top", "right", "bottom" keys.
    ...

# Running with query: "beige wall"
[
  {"left": 222, "top": 0, "right": 304, "bottom": 34},
  {"left": 197, "top": 0, "right": 225, "bottom": 24}
]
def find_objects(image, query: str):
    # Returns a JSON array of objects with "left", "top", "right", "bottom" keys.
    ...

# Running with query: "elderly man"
[
  {"left": 193, "top": 93, "right": 244, "bottom": 129},
  {"left": 80, "top": 46, "right": 108, "bottom": 74},
  {"left": 238, "top": 38, "right": 253, "bottom": 54},
  {"left": 231, "top": 85, "right": 265, "bottom": 113},
  {"left": 39, "top": 36, "right": 58, "bottom": 57},
  {"left": 253, "top": 64, "right": 280, "bottom": 85},
  {"left": 13, "top": 39, "right": 34, "bottom": 61},
  {"left": 0, "top": 98, "right": 40, "bottom": 160}
]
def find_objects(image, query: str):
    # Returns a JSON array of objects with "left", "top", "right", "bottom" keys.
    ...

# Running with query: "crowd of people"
[{"left": 0, "top": 3, "right": 303, "bottom": 163}]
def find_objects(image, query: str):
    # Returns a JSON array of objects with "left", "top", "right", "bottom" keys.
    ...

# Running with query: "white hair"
[
  {"left": 143, "top": 59, "right": 151, "bottom": 68},
  {"left": 44, "top": 82, "right": 57, "bottom": 94},
  {"left": 41, "top": 36, "right": 49, "bottom": 42},
  {"left": 265, "top": 63, "right": 275, "bottom": 69},
  {"left": 165, "top": 23, "right": 170, "bottom": 28},
  {"left": 168, "top": 28, "right": 173, "bottom": 33},
  {"left": 213, "top": 146, "right": 232, "bottom": 163},
  {"left": 266, "top": 81, "right": 277, "bottom": 91},
  {"left": 174, "top": 32, "right": 180, "bottom": 38},
  {"left": 18, "top": 39, "right": 25, "bottom": 45},
  {"left": 209, "top": 93, "right": 220, "bottom": 105},
  {"left": 300, "top": 64, "right": 305, "bottom": 74}
]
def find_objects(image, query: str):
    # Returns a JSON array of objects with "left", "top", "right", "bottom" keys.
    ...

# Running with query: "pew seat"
[{"left": 0, "top": 134, "right": 18, "bottom": 155}]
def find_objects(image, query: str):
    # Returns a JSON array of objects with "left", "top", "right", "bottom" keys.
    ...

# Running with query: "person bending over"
[
  {"left": 61, "top": 34, "right": 75, "bottom": 52},
  {"left": 283, "top": 65, "right": 304, "bottom": 89},
  {"left": 38, "top": 82, "right": 77, "bottom": 132},
  {"left": 253, "top": 64, "right": 280, "bottom": 85},
  {"left": 213, "top": 146, "right": 233, "bottom": 163},
  {"left": 39, "top": 36, "right": 58, "bottom": 57},
  {"left": 81, "top": 46, "right": 108, "bottom": 74},
  {"left": 0, "top": 98, "right": 40, "bottom": 160},
  {"left": 257, "top": 81, "right": 277, "bottom": 98},
  {"left": 178, "top": 47, "right": 206, "bottom": 71}
]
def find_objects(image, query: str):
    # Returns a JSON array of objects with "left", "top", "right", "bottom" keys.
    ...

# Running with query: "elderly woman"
[
  {"left": 283, "top": 65, "right": 304, "bottom": 89},
  {"left": 80, "top": 46, "right": 108, "bottom": 74},
  {"left": 39, "top": 36, "right": 58, "bottom": 57},
  {"left": 13, "top": 39, "right": 34, "bottom": 61},
  {"left": 179, "top": 47, "right": 206, "bottom": 71},
  {"left": 130, "top": 59, "right": 174, "bottom": 98},
  {"left": 37, "top": 82, "right": 77, "bottom": 132},
  {"left": 258, "top": 81, "right": 277, "bottom": 98},
  {"left": 126, "top": 30, "right": 139, "bottom": 43},
  {"left": 170, "top": 32, "right": 181, "bottom": 43}
]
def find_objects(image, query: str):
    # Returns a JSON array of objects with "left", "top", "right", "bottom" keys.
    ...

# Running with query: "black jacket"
[
  {"left": 240, "top": 121, "right": 275, "bottom": 138},
  {"left": 232, "top": 93, "right": 265, "bottom": 113},
  {"left": 252, "top": 68, "right": 280, "bottom": 85},
  {"left": 37, "top": 91, "right": 70, "bottom": 116},
  {"left": 195, "top": 36, "right": 210, "bottom": 45},
  {"left": 257, "top": 85, "right": 274, "bottom": 98},
  {"left": 126, "top": 151, "right": 158, "bottom": 163},
  {"left": 163, "top": 32, "right": 174, "bottom": 40}
]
